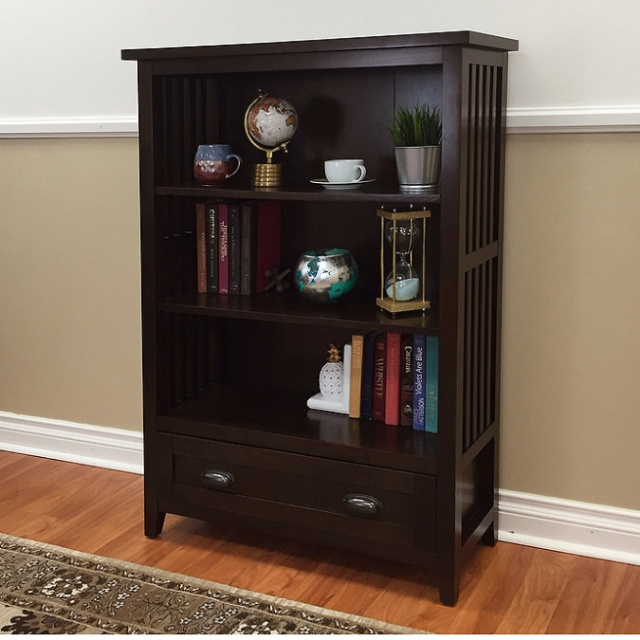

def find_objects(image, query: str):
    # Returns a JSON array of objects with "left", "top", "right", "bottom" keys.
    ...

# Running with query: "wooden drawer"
[{"left": 157, "top": 434, "right": 435, "bottom": 555}]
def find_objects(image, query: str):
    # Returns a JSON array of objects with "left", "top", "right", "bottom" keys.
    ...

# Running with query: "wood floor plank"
[
  {"left": 546, "top": 555, "right": 635, "bottom": 634},
  {"left": 0, "top": 450, "right": 639, "bottom": 634},
  {"left": 446, "top": 542, "right": 536, "bottom": 633},
  {"left": 602, "top": 564, "right": 640, "bottom": 634},
  {"left": 494, "top": 547, "right": 580, "bottom": 633}
]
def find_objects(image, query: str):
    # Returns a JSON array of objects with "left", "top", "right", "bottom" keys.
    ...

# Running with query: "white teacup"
[{"left": 324, "top": 159, "right": 367, "bottom": 183}]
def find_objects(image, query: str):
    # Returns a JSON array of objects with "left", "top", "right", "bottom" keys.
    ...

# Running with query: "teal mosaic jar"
[{"left": 294, "top": 248, "right": 358, "bottom": 304}]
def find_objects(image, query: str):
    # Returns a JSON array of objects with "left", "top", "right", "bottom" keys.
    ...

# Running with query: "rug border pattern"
[{"left": 0, "top": 532, "right": 424, "bottom": 634}]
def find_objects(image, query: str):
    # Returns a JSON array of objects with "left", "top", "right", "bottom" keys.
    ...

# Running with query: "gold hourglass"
[{"left": 376, "top": 207, "right": 431, "bottom": 314}]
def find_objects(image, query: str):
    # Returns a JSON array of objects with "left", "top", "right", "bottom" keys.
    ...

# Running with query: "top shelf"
[{"left": 157, "top": 180, "right": 441, "bottom": 205}]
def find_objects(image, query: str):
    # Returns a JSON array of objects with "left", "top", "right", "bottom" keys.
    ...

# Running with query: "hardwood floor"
[{"left": 1, "top": 449, "right": 638, "bottom": 633}]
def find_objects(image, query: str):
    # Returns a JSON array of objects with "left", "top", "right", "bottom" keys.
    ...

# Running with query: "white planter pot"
[{"left": 394, "top": 145, "right": 441, "bottom": 190}]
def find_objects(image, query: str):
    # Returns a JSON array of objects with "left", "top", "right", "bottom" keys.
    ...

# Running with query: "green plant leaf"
[{"left": 386, "top": 104, "right": 442, "bottom": 146}]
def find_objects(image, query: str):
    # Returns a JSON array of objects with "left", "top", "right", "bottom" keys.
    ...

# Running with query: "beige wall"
[
  {"left": 0, "top": 138, "right": 142, "bottom": 430},
  {"left": 501, "top": 132, "right": 640, "bottom": 509},
  {"left": 1, "top": 133, "right": 639, "bottom": 510}
]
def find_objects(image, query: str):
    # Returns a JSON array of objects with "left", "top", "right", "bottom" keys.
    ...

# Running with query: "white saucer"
[{"left": 310, "top": 178, "right": 375, "bottom": 190}]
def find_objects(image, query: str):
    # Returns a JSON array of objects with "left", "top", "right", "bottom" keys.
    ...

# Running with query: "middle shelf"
[{"left": 159, "top": 290, "right": 439, "bottom": 333}]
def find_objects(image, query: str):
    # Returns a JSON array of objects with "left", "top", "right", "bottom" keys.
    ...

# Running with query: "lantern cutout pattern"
[
  {"left": 306, "top": 342, "right": 352, "bottom": 415},
  {"left": 318, "top": 343, "right": 344, "bottom": 401}
]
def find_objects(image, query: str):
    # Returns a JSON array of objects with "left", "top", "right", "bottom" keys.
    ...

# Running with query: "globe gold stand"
[
  {"left": 251, "top": 148, "right": 285, "bottom": 188},
  {"left": 244, "top": 89, "right": 296, "bottom": 188}
]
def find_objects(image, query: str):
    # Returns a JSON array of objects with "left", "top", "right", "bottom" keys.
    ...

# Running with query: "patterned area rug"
[{"left": 0, "top": 532, "right": 422, "bottom": 634}]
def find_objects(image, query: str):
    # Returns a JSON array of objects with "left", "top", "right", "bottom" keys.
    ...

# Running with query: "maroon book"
[
  {"left": 218, "top": 202, "right": 229, "bottom": 294},
  {"left": 385, "top": 332, "right": 402, "bottom": 426},
  {"left": 255, "top": 200, "right": 281, "bottom": 293},
  {"left": 372, "top": 333, "right": 387, "bottom": 422}
]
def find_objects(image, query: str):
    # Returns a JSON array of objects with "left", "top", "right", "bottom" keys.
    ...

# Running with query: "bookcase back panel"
[
  {"left": 150, "top": 66, "right": 444, "bottom": 189},
  {"left": 153, "top": 196, "right": 198, "bottom": 299},
  {"left": 155, "top": 312, "right": 222, "bottom": 409},
  {"left": 224, "top": 319, "right": 353, "bottom": 393},
  {"left": 280, "top": 201, "right": 381, "bottom": 296},
  {"left": 153, "top": 76, "right": 221, "bottom": 185}
]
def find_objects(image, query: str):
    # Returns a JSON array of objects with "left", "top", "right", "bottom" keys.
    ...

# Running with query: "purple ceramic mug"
[{"left": 193, "top": 144, "right": 242, "bottom": 185}]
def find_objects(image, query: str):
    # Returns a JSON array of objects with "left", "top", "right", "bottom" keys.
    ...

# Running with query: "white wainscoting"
[{"left": 0, "top": 410, "right": 638, "bottom": 566}]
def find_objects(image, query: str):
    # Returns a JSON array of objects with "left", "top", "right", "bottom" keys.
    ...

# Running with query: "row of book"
[
  {"left": 349, "top": 332, "right": 438, "bottom": 432},
  {"left": 195, "top": 200, "right": 281, "bottom": 295}
]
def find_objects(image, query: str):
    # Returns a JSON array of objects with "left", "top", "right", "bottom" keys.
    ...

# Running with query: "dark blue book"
[
  {"left": 425, "top": 336, "right": 438, "bottom": 433},
  {"left": 240, "top": 201, "right": 257, "bottom": 295},
  {"left": 412, "top": 334, "right": 426, "bottom": 431},
  {"left": 359, "top": 332, "right": 377, "bottom": 420},
  {"left": 400, "top": 334, "right": 414, "bottom": 427}
]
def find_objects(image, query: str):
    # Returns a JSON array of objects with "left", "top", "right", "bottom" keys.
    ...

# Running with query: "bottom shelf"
[{"left": 156, "top": 384, "right": 436, "bottom": 473}]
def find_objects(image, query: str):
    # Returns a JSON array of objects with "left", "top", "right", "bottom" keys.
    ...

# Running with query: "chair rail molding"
[
  {"left": 0, "top": 116, "right": 138, "bottom": 138},
  {"left": 1, "top": 106, "right": 640, "bottom": 138},
  {"left": 507, "top": 104, "right": 640, "bottom": 133}
]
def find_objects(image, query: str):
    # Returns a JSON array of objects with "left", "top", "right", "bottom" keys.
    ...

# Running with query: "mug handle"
[
  {"left": 354, "top": 164, "right": 366, "bottom": 182},
  {"left": 225, "top": 154, "right": 243, "bottom": 178}
]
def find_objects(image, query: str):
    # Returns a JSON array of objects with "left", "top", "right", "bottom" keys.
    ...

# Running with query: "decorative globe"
[
  {"left": 294, "top": 249, "right": 358, "bottom": 304},
  {"left": 245, "top": 93, "right": 298, "bottom": 149}
]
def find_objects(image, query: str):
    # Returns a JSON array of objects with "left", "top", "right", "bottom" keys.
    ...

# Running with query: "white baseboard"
[
  {"left": 498, "top": 489, "right": 640, "bottom": 566},
  {"left": 0, "top": 411, "right": 143, "bottom": 474},
  {"left": 1, "top": 411, "right": 638, "bottom": 566}
]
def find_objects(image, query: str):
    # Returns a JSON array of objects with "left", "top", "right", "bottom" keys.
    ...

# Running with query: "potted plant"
[{"left": 387, "top": 104, "right": 442, "bottom": 190}]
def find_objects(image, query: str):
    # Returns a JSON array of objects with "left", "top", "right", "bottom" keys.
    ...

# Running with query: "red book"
[
  {"left": 255, "top": 200, "right": 281, "bottom": 293},
  {"left": 195, "top": 202, "right": 207, "bottom": 293},
  {"left": 385, "top": 332, "right": 402, "bottom": 425},
  {"left": 372, "top": 333, "right": 387, "bottom": 422},
  {"left": 218, "top": 202, "right": 229, "bottom": 294}
]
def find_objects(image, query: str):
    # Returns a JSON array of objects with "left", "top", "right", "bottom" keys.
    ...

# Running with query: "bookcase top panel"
[{"left": 121, "top": 31, "right": 518, "bottom": 62}]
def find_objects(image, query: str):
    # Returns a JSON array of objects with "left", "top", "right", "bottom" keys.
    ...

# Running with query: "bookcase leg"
[
  {"left": 438, "top": 570, "right": 460, "bottom": 606},
  {"left": 481, "top": 522, "right": 496, "bottom": 547},
  {"left": 145, "top": 506, "right": 166, "bottom": 538}
]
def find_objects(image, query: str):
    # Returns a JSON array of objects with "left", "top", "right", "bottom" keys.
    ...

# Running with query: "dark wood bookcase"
[{"left": 122, "top": 31, "right": 518, "bottom": 605}]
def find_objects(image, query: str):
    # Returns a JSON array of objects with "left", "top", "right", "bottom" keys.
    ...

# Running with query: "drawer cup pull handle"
[
  {"left": 343, "top": 493, "right": 383, "bottom": 518},
  {"left": 201, "top": 469, "right": 235, "bottom": 490}
]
